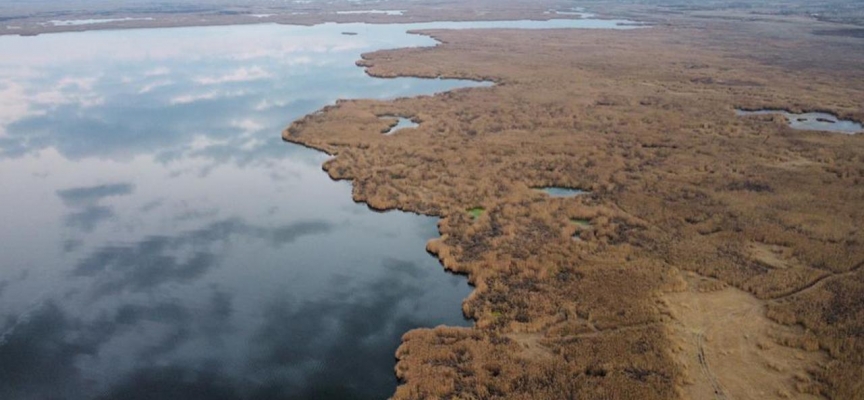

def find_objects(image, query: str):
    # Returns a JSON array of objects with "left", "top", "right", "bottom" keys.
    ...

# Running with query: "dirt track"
[{"left": 665, "top": 273, "right": 825, "bottom": 399}]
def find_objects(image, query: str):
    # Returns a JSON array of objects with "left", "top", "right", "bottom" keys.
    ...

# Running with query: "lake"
[{"left": 0, "top": 17, "right": 636, "bottom": 400}]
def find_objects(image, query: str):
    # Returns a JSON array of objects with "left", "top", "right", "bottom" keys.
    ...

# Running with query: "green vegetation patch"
[
  {"left": 468, "top": 207, "right": 485, "bottom": 219},
  {"left": 569, "top": 218, "right": 591, "bottom": 227}
]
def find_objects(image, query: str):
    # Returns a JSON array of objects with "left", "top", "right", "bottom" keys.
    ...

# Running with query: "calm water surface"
[
  {"left": 736, "top": 109, "right": 863, "bottom": 134},
  {"left": 382, "top": 117, "right": 418, "bottom": 135},
  {"left": 0, "top": 18, "right": 635, "bottom": 400},
  {"left": 539, "top": 187, "right": 588, "bottom": 198}
]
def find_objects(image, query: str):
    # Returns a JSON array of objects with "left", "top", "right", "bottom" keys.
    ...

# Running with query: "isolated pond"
[
  {"left": 736, "top": 109, "right": 863, "bottom": 134},
  {"left": 0, "top": 17, "right": 637, "bottom": 400},
  {"left": 382, "top": 116, "right": 419, "bottom": 135},
  {"left": 539, "top": 187, "right": 589, "bottom": 197}
]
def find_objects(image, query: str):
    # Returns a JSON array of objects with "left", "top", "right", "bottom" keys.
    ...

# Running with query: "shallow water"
[
  {"left": 382, "top": 117, "right": 419, "bottom": 135},
  {"left": 539, "top": 187, "right": 589, "bottom": 197},
  {"left": 0, "top": 17, "right": 637, "bottom": 400},
  {"left": 545, "top": 8, "right": 595, "bottom": 18},
  {"left": 336, "top": 10, "right": 406, "bottom": 16},
  {"left": 43, "top": 18, "right": 154, "bottom": 26},
  {"left": 736, "top": 109, "right": 863, "bottom": 134}
]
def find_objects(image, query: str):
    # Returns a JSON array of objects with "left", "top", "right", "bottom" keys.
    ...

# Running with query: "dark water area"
[
  {"left": 0, "top": 17, "right": 637, "bottom": 400},
  {"left": 735, "top": 109, "right": 863, "bottom": 134}
]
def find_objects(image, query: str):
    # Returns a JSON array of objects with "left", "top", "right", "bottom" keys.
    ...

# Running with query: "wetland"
[{"left": 2, "top": 1, "right": 864, "bottom": 399}]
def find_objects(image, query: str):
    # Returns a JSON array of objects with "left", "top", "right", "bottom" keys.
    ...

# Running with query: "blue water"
[{"left": 0, "top": 17, "right": 637, "bottom": 400}]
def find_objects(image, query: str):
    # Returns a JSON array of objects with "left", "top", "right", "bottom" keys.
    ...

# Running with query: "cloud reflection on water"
[
  {"left": 0, "top": 20, "right": 528, "bottom": 400},
  {"left": 0, "top": 256, "right": 458, "bottom": 400},
  {"left": 57, "top": 183, "right": 136, "bottom": 232},
  {"left": 72, "top": 218, "right": 335, "bottom": 299}
]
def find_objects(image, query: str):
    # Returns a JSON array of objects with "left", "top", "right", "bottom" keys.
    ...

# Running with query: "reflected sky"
[
  {"left": 539, "top": 187, "right": 589, "bottom": 198},
  {"left": 0, "top": 18, "right": 634, "bottom": 400},
  {"left": 382, "top": 116, "right": 419, "bottom": 135},
  {"left": 735, "top": 109, "right": 863, "bottom": 134}
]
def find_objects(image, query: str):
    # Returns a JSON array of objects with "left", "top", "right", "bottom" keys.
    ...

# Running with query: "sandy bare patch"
[
  {"left": 664, "top": 273, "right": 825, "bottom": 400},
  {"left": 748, "top": 242, "right": 801, "bottom": 270},
  {"left": 506, "top": 332, "right": 556, "bottom": 361}
]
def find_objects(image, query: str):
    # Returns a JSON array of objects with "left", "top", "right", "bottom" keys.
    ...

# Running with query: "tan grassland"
[{"left": 282, "top": 4, "right": 864, "bottom": 399}]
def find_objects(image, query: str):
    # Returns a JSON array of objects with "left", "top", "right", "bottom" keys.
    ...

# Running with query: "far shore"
[{"left": 0, "top": 3, "right": 608, "bottom": 38}]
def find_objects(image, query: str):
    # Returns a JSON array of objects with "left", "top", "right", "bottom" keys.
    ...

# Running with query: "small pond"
[
  {"left": 382, "top": 117, "right": 419, "bottom": 135},
  {"left": 736, "top": 109, "right": 863, "bottom": 134},
  {"left": 538, "top": 187, "right": 589, "bottom": 197}
]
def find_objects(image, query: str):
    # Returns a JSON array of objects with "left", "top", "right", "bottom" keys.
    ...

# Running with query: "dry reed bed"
[{"left": 284, "top": 17, "right": 864, "bottom": 400}]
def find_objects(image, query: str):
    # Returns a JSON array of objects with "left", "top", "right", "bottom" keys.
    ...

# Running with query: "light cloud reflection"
[
  {"left": 0, "top": 23, "right": 483, "bottom": 165},
  {"left": 0, "top": 11, "right": 644, "bottom": 400},
  {"left": 194, "top": 66, "right": 272, "bottom": 85},
  {"left": 138, "top": 79, "right": 174, "bottom": 94},
  {"left": 56, "top": 183, "right": 135, "bottom": 232},
  {"left": 0, "top": 18, "right": 554, "bottom": 400},
  {"left": 168, "top": 90, "right": 248, "bottom": 105},
  {"left": 144, "top": 67, "right": 171, "bottom": 77}
]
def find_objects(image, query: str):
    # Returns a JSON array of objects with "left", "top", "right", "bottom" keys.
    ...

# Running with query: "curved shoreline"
[
  {"left": 5, "top": 3, "right": 864, "bottom": 397},
  {"left": 281, "top": 11, "right": 864, "bottom": 399}
]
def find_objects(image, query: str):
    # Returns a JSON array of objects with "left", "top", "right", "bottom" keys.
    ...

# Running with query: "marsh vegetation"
[
  {"left": 0, "top": 21, "right": 488, "bottom": 400},
  {"left": 2, "top": 0, "right": 863, "bottom": 399},
  {"left": 285, "top": 5, "right": 864, "bottom": 398}
]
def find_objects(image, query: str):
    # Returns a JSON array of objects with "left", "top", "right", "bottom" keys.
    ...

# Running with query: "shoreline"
[
  {"left": 2, "top": 15, "right": 631, "bottom": 38},
  {"left": 280, "top": 7, "right": 864, "bottom": 399},
  {"left": 4, "top": 0, "right": 863, "bottom": 398},
  {"left": 0, "top": 4, "right": 618, "bottom": 38}
]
